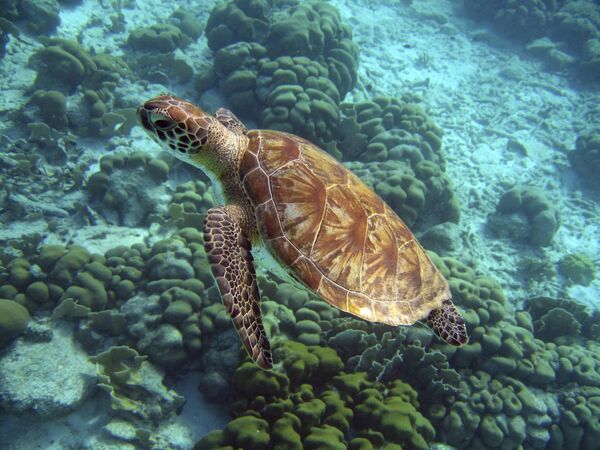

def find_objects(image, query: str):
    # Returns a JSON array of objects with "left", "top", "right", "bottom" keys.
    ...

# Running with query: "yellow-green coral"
[
  {"left": 558, "top": 253, "right": 597, "bottom": 286},
  {"left": 0, "top": 299, "right": 30, "bottom": 346}
]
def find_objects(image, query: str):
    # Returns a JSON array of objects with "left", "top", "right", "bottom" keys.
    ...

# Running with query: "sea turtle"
[{"left": 138, "top": 94, "right": 468, "bottom": 369}]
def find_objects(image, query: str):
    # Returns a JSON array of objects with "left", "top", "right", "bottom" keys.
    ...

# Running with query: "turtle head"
[{"left": 138, "top": 94, "right": 224, "bottom": 167}]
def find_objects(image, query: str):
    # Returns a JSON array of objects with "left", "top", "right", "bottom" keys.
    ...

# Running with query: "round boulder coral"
[
  {"left": 0, "top": 299, "right": 30, "bottom": 346},
  {"left": 488, "top": 185, "right": 559, "bottom": 247}
]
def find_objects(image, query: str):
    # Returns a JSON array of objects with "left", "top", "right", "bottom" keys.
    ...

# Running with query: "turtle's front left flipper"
[{"left": 203, "top": 206, "right": 273, "bottom": 369}]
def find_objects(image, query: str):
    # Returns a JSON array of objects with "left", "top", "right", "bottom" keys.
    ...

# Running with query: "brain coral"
[
  {"left": 462, "top": 0, "right": 566, "bottom": 41},
  {"left": 337, "top": 97, "right": 445, "bottom": 166},
  {"left": 194, "top": 340, "right": 435, "bottom": 450},
  {"left": 569, "top": 129, "right": 600, "bottom": 187},
  {"left": 205, "top": 0, "right": 358, "bottom": 152},
  {"left": 488, "top": 185, "right": 560, "bottom": 247}
]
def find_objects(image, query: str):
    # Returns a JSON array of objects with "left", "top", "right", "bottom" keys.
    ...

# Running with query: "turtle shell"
[{"left": 239, "top": 129, "right": 450, "bottom": 325}]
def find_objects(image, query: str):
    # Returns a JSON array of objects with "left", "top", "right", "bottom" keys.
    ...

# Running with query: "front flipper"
[
  {"left": 203, "top": 206, "right": 273, "bottom": 369},
  {"left": 215, "top": 108, "right": 247, "bottom": 135}
]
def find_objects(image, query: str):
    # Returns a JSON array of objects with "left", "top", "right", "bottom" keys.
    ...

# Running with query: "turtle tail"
[{"left": 426, "top": 299, "right": 469, "bottom": 346}]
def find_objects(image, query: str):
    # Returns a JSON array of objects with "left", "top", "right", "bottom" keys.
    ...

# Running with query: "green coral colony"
[{"left": 1, "top": 0, "right": 599, "bottom": 449}]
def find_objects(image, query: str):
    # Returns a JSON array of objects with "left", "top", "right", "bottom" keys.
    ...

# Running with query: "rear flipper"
[{"left": 426, "top": 299, "right": 469, "bottom": 346}]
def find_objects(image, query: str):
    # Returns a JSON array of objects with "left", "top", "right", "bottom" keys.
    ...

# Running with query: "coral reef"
[
  {"left": 91, "top": 345, "right": 185, "bottom": 447},
  {"left": 558, "top": 253, "right": 597, "bottom": 286},
  {"left": 206, "top": 0, "right": 359, "bottom": 154},
  {"left": 488, "top": 185, "right": 560, "bottom": 247},
  {"left": 463, "top": 0, "right": 564, "bottom": 41},
  {"left": 23, "top": 38, "right": 134, "bottom": 138},
  {"left": 0, "top": 299, "right": 30, "bottom": 346},
  {"left": 569, "top": 129, "right": 600, "bottom": 187},
  {"left": 2, "top": 0, "right": 61, "bottom": 35},
  {"left": 1, "top": 215, "right": 600, "bottom": 449},
  {"left": 85, "top": 152, "right": 171, "bottom": 227},
  {"left": 337, "top": 97, "right": 444, "bottom": 166},
  {"left": 123, "top": 8, "right": 202, "bottom": 85},
  {"left": 195, "top": 341, "right": 435, "bottom": 450},
  {"left": 462, "top": 0, "right": 600, "bottom": 80},
  {"left": 1, "top": 1, "right": 599, "bottom": 449}
]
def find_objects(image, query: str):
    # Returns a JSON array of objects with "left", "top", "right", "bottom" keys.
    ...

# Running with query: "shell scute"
[
  {"left": 255, "top": 200, "right": 283, "bottom": 239},
  {"left": 270, "top": 161, "right": 326, "bottom": 255},
  {"left": 347, "top": 292, "right": 376, "bottom": 322},
  {"left": 300, "top": 142, "right": 347, "bottom": 185},
  {"left": 347, "top": 172, "right": 386, "bottom": 216},
  {"left": 317, "top": 277, "right": 348, "bottom": 311},
  {"left": 269, "top": 236, "right": 302, "bottom": 267},
  {"left": 289, "top": 256, "right": 322, "bottom": 291},
  {"left": 311, "top": 184, "right": 366, "bottom": 288},
  {"left": 243, "top": 167, "right": 270, "bottom": 205},
  {"left": 239, "top": 150, "right": 258, "bottom": 180},
  {"left": 242, "top": 130, "right": 449, "bottom": 325},
  {"left": 361, "top": 214, "right": 398, "bottom": 301},
  {"left": 253, "top": 130, "right": 300, "bottom": 175}
]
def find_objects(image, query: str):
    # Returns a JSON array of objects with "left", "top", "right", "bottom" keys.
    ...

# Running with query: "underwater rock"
[
  {"left": 0, "top": 321, "right": 96, "bottom": 418},
  {"left": 198, "top": 329, "right": 241, "bottom": 402},
  {"left": 127, "top": 23, "right": 187, "bottom": 53},
  {"left": 463, "top": 0, "right": 561, "bottom": 41},
  {"left": 337, "top": 97, "right": 445, "bottom": 166},
  {"left": 125, "top": 12, "right": 201, "bottom": 84},
  {"left": 29, "top": 38, "right": 97, "bottom": 93},
  {"left": 535, "top": 307, "right": 582, "bottom": 341},
  {"left": 524, "top": 296, "right": 600, "bottom": 341},
  {"left": 29, "top": 90, "right": 68, "bottom": 131},
  {"left": 162, "top": 180, "right": 215, "bottom": 230},
  {"left": 205, "top": 0, "right": 270, "bottom": 52},
  {"left": 463, "top": 0, "right": 600, "bottom": 81}
]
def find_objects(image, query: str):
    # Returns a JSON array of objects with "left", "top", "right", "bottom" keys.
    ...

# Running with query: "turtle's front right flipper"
[{"left": 203, "top": 206, "right": 273, "bottom": 369}]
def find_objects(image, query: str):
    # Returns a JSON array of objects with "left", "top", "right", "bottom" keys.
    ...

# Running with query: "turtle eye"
[{"left": 152, "top": 116, "right": 176, "bottom": 131}]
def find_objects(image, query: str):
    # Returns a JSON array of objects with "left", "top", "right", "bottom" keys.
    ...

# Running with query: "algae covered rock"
[
  {"left": 463, "top": 0, "right": 563, "bottom": 41},
  {"left": 30, "top": 90, "right": 68, "bottom": 131},
  {"left": 19, "top": 0, "right": 61, "bottom": 35},
  {"left": 127, "top": 23, "right": 187, "bottom": 52},
  {"left": 30, "top": 38, "right": 98, "bottom": 92}
]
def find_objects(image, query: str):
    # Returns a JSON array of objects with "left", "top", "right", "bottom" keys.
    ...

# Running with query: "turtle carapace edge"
[{"left": 138, "top": 94, "right": 469, "bottom": 369}]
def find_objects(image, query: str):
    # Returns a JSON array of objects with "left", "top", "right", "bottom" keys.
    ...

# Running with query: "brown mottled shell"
[{"left": 239, "top": 130, "right": 450, "bottom": 325}]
